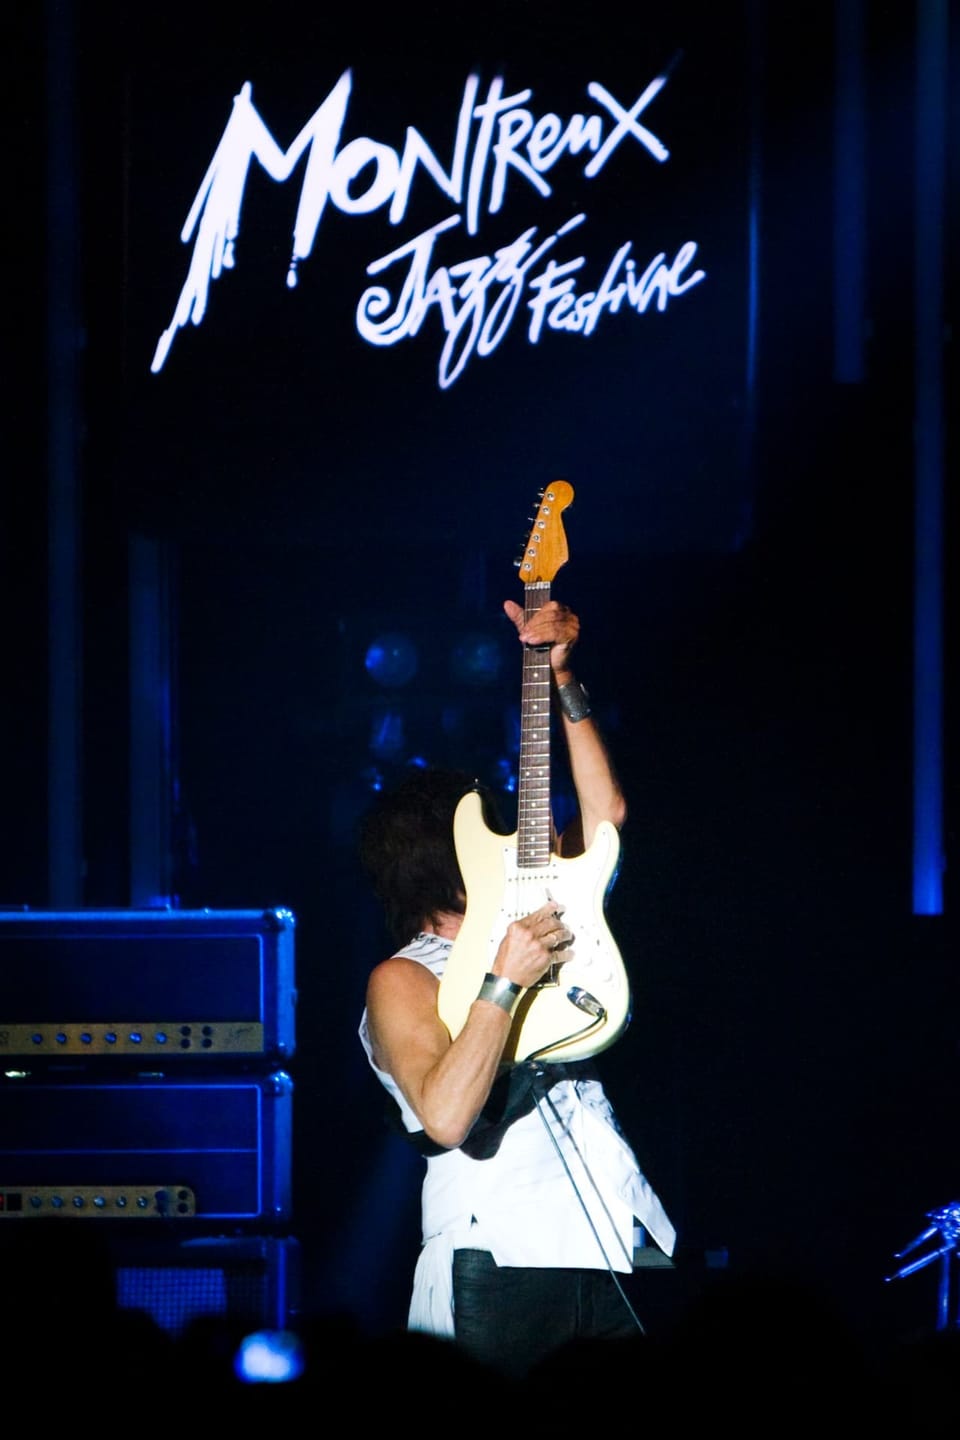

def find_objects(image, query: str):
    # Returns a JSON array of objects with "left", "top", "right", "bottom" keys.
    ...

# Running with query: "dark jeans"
[{"left": 452, "top": 1247, "right": 641, "bottom": 1378}]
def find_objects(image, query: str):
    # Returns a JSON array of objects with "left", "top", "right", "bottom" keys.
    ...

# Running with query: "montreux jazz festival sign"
[{"left": 151, "top": 68, "right": 706, "bottom": 388}]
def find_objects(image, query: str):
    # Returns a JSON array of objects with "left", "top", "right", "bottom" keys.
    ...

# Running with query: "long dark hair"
[{"left": 358, "top": 766, "right": 504, "bottom": 950}]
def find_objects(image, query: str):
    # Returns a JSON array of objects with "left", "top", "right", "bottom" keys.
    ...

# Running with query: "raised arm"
[{"left": 503, "top": 597, "right": 626, "bottom": 854}]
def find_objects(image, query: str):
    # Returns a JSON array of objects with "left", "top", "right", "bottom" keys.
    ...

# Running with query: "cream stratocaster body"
[
  {"left": 441, "top": 792, "right": 630, "bottom": 1062},
  {"left": 437, "top": 480, "right": 632, "bottom": 1064}
]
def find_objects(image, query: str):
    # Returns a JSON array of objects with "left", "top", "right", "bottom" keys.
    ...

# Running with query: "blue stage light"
[
  {"left": 449, "top": 633, "right": 502, "bottom": 687},
  {"left": 234, "top": 1328, "right": 305, "bottom": 1384},
  {"left": 365, "top": 633, "right": 418, "bottom": 687},
  {"left": 369, "top": 709, "right": 406, "bottom": 760}
]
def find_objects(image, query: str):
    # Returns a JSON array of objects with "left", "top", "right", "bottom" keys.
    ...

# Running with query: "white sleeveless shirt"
[{"left": 358, "top": 932, "right": 677, "bottom": 1337}]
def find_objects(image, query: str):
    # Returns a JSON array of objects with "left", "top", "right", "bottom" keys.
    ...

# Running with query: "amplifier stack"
[{"left": 0, "top": 907, "right": 299, "bottom": 1334}]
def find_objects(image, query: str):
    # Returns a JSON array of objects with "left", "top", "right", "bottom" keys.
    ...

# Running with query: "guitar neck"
[
  {"left": 438, "top": 480, "right": 632, "bottom": 1064},
  {"left": 517, "top": 581, "right": 552, "bottom": 869}
]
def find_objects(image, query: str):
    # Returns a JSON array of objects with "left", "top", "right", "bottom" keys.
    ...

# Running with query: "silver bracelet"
[
  {"left": 476, "top": 972, "right": 523, "bottom": 1015},
  {"left": 557, "top": 678, "right": 592, "bottom": 723}
]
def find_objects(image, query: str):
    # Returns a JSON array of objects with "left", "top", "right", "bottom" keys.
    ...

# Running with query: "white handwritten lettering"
[
  {"left": 358, "top": 216, "right": 706, "bottom": 388},
  {"left": 150, "top": 68, "right": 692, "bottom": 387},
  {"left": 582, "top": 78, "right": 670, "bottom": 176}
]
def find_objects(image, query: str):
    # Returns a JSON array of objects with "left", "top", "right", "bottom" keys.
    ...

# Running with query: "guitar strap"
[{"left": 383, "top": 1059, "right": 598, "bottom": 1161}]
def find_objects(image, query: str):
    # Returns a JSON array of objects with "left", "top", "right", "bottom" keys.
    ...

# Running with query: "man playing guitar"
[{"left": 358, "top": 488, "right": 675, "bottom": 1377}]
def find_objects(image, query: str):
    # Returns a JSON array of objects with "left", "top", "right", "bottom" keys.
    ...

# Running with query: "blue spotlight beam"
[{"left": 911, "top": 0, "right": 947, "bottom": 915}]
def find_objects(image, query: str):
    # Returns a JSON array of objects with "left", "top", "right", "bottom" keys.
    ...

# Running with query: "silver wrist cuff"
[
  {"left": 557, "top": 679, "right": 592, "bottom": 723},
  {"left": 476, "top": 972, "right": 522, "bottom": 1015}
]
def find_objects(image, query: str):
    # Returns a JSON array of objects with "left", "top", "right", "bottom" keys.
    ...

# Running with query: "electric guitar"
[{"left": 437, "top": 481, "right": 632, "bottom": 1064}]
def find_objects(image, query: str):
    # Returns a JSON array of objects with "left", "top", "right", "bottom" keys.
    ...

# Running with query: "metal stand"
[{"left": 886, "top": 1201, "right": 960, "bottom": 1331}]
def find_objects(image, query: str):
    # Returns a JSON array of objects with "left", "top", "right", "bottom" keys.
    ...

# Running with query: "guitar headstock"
[{"left": 515, "top": 481, "right": 575, "bottom": 585}]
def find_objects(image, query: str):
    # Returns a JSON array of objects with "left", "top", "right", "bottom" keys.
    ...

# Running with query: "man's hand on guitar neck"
[
  {"left": 504, "top": 597, "right": 626, "bottom": 853},
  {"left": 503, "top": 598, "right": 579, "bottom": 680}
]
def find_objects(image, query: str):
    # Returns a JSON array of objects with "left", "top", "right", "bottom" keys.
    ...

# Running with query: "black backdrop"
[
  {"left": 116, "top": 3, "right": 754, "bottom": 557},
  {"left": 7, "top": 0, "right": 958, "bottom": 1345}
]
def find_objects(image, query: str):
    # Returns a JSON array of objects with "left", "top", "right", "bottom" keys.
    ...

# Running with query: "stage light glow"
[
  {"left": 492, "top": 756, "right": 516, "bottom": 794},
  {"left": 361, "top": 765, "right": 385, "bottom": 793},
  {"left": 234, "top": 1328, "right": 305, "bottom": 1384},
  {"left": 365, "top": 633, "right": 418, "bottom": 687},
  {"left": 369, "top": 709, "right": 406, "bottom": 761},
  {"left": 449, "top": 633, "right": 502, "bottom": 687}
]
